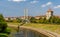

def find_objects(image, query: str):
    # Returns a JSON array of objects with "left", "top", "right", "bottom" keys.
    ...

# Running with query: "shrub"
[
  {"left": 0, "top": 14, "right": 11, "bottom": 37},
  {"left": 0, "top": 33, "right": 8, "bottom": 37},
  {"left": 0, "top": 22, "right": 7, "bottom": 33}
]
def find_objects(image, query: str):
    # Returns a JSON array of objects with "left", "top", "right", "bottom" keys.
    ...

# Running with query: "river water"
[{"left": 8, "top": 30, "right": 48, "bottom": 37}]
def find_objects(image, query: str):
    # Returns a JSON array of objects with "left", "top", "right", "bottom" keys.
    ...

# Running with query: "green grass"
[{"left": 7, "top": 22, "right": 20, "bottom": 25}]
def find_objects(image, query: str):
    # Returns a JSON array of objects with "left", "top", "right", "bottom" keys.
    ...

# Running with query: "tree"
[
  {"left": 0, "top": 14, "right": 11, "bottom": 37},
  {"left": 0, "top": 14, "right": 5, "bottom": 22},
  {"left": 0, "top": 22, "right": 7, "bottom": 33},
  {"left": 55, "top": 17, "right": 60, "bottom": 24},
  {"left": 48, "top": 16, "right": 60, "bottom": 24},
  {"left": 30, "top": 17, "right": 36, "bottom": 23},
  {"left": 16, "top": 18, "right": 22, "bottom": 23},
  {"left": 39, "top": 17, "right": 46, "bottom": 23}
]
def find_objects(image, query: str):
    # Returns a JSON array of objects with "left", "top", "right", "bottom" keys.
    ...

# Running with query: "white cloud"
[
  {"left": 41, "top": 2, "right": 52, "bottom": 7},
  {"left": 41, "top": 4, "right": 46, "bottom": 7},
  {"left": 46, "top": 2, "right": 52, "bottom": 5},
  {"left": 30, "top": 0, "right": 38, "bottom": 4},
  {"left": 54, "top": 5, "right": 60, "bottom": 8},
  {"left": 8, "top": 0, "right": 26, "bottom": 2}
]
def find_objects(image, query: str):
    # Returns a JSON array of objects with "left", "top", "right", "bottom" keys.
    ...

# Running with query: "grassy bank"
[
  {"left": 7, "top": 23, "right": 60, "bottom": 34},
  {"left": 24, "top": 23, "right": 60, "bottom": 34}
]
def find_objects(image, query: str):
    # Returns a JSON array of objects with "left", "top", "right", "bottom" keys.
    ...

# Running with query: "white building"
[
  {"left": 46, "top": 9, "right": 53, "bottom": 19},
  {"left": 4, "top": 17, "right": 9, "bottom": 21},
  {"left": 4, "top": 17, "right": 17, "bottom": 21}
]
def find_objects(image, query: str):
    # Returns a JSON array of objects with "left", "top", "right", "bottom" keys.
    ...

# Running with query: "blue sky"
[{"left": 0, "top": 0, "right": 60, "bottom": 17}]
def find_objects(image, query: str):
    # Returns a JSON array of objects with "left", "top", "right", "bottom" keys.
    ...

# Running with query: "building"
[
  {"left": 4, "top": 17, "right": 18, "bottom": 21},
  {"left": 35, "top": 16, "right": 45, "bottom": 19},
  {"left": 20, "top": 16, "right": 32, "bottom": 20},
  {"left": 4, "top": 17, "right": 9, "bottom": 21},
  {"left": 46, "top": 9, "right": 53, "bottom": 19}
]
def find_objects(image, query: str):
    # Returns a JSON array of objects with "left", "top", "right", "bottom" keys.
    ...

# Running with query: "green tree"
[
  {"left": 0, "top": 14, "right": 5, "bottom": 22},
  {"left": 0, "top": 14, "right": 11, "bottom": 37},
  {"left": 30, "top": 17, "right": 36, "bottom": 23},
  {"left": 16, "top": 18, "right": 22, "bottom": 23},
  {"left": 55, "top": 17, "right": 60, "bottom": 24},
  {"left": 39, "top": 17, "right": 46, "bottom": 23},
  {"left": 48, "top": 16, "right": 60, "bottom": 24}
]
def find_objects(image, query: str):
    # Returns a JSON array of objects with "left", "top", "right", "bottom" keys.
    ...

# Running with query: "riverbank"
[
  {"left": 7, "top": 23, "right": 60, "bottom": 34},
  {"left": 24, "top": 23, "right": 60, "bottom": 34}
]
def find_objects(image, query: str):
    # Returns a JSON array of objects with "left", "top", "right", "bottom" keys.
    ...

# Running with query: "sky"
[{"left": 0, "top": 0, "right": 60, "bottom": 17}]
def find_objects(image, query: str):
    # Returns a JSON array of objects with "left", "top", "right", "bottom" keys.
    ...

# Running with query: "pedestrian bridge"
[{"left": 19, "top": 26, "right": 60, "bottom": 37}]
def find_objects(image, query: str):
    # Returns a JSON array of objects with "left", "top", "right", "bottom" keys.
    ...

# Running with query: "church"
[
  {"left": 46, "top": 9, "right": 53, "bottom": 19},
  {"left": 35, "top": 8, "right": 54, "bottom": 20}
]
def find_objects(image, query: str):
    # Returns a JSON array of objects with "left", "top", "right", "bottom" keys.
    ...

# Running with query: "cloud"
[
  {"left": 41, "top": 2, "right": 52, "bottom": 7},
  {"left": 46, "top": 2, "right": 52, "bottom": 5},
  {"left": 30, "top": 0, "right": 38, "bottom": 4},
  {"left": 54, "top": 5, "right": 60, "bottom": 9},
  {"left": 41, "top": 4, "right": 46, "bottom": 7},
  {"left": 8, "top": 0, "right": 26, "bottom": 2}
]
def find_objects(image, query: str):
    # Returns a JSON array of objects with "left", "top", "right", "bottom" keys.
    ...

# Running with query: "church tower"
[{"left": 46, "top": 9, "right": 53, "bottom": 19}]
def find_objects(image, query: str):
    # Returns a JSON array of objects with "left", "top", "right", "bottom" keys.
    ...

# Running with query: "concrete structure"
[
  {"left": 24, "top": 8, "right": 28, "bottom": 20},
  {"left": 23, "top": 8, "right": 30, "bottom": 23},
  {"left": 46, "top": 9, "right": 53, "bottom": 19}
]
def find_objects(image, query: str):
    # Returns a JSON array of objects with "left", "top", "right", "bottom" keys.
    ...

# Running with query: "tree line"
[
  {"left": 6, "top": 16, "right": 60, "bottom": 24},
  {"left": 30, "top": 16, "right": 60, "bottom": 24}
]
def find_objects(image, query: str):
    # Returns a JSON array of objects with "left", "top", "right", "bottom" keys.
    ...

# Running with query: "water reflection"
[
  {"left": 12, "top": 30, "right": 48, "bottom": 37},
  {"left": 15, "top": 31, "right": 24, "bottom": 37}
]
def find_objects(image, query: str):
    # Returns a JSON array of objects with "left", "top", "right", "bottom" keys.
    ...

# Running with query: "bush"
[
  {"left": 16, "top": 18, "right": 22, "bottom": 23},
  {"left": 2, "top": 28, "right": 11, "bottom": 34},
  {"left": 0, "top": 33, "right": 8, "bottom": 37},
  {"left": 30, "top": 17, "right": 36, "bottom": 23},
  {"left": 0, "top": 22, "right": 7, "bottom": 33},
  {"left": 0, "top": 14, "right": 11, "bottom": 37}
]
